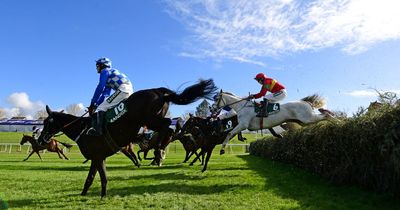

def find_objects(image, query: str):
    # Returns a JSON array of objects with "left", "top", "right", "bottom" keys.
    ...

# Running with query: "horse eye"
[{"left": 49, "top": 118, "right": 54, "bottom": 123}]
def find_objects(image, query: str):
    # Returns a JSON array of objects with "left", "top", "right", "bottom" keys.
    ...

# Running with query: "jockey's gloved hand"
[
  {"left": 88, "top": 103, "right": 97, "bottom": 117},
  {"left": 245, "top": 95, "right": 254, "bottom": 100}
]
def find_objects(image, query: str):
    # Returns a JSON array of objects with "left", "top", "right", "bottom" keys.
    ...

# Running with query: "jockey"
[
  {"left": 87, "top": 57, "right": 134, "bottom": 136},
  {"left": 32, "top": 126, "right": 42, "bottom": 140},
  {"left": 248, "top": 73, "right": 287, "bottom": 117}
]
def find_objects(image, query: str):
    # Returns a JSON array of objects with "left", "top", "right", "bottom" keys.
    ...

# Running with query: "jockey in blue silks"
[{"left": 87, "top": 57, "right": 133, "bottom": 136}]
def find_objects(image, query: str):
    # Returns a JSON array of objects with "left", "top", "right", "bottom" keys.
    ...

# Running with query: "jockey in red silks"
[{"left": 248, "top": 73, "right": 287, "bottom": 117}]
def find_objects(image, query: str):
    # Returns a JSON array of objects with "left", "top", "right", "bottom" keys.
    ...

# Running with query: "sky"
[{"left": 1, "top": 0, "right": 400, "bottom": 119}]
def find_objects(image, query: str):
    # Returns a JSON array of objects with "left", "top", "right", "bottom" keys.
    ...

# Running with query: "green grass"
[
  {"left": 1, "top": 151, "right": 400, "bottom": 210},
  {"left": 0, "top": 132, "right": 260, "bottom": 144},
  {"left": 0, "top": 132, "right": 75, "bottom": 144}
]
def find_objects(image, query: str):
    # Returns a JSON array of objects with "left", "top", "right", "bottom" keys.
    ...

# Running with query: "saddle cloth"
[{"left": 254, "top": 102, "right": 280, "bottom": 117}]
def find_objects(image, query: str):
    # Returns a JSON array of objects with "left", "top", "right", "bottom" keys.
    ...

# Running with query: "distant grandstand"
[{"left": 0, "top": 117, "right": 43, "bottom": 132}]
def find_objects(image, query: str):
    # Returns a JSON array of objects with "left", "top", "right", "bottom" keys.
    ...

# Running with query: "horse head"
[
  {"left": 211, "top": 90, "right": 243, "bottom": 112},
  {"left": 37, "top": 105, "right": 65, "bottom": 145},
  {"left": 20, "top": 134, "right": 31, "bottom": 145}
]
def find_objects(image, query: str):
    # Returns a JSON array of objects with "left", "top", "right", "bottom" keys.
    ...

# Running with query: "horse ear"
[
  {"left": 46, "top": 105, "right": 52, "bottom": 115},
  {"left": 60, "top": 110, "right": 65, "bottom": 113}
]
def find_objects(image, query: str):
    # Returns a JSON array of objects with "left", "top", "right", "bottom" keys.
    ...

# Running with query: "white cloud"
[
  {"left": 1, "top": 92, "right": 45, "bottom": 119},
  {"left": 0, "top": 92, "right": 86, "bottom": 119},
  {"left": 345, "top": 90, "right": 377, "bottom": 98},
  {"left": 345, "top": 89, "right": 400, "bottom": 98},
  {"left": 165, "top": 0, "right": 400, "bottom": 65}
]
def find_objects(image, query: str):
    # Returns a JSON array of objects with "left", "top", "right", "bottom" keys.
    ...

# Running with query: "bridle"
[
  {"left": 212, "top": 92, "right": 249, "bottom": 112},
  {"left": 41, "top": 111, "right": 88, "bottom": 143}
]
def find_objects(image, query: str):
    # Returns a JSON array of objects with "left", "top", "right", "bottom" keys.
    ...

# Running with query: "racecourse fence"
[{"left": 0, "top": 142, "right": 250, "bottom": 155}]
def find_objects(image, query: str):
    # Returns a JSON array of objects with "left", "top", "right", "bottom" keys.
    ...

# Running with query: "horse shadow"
[
  {"left": 238, "top": 155, "right": 400, "bottom": 210},
  {"left": 108, "top": 171, "right": 207, "bottom": 182},
  {"left": 106, "top": 182, "right": 253, "bottom": 196}
]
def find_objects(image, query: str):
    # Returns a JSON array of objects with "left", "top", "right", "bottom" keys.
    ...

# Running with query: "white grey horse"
[{"left": 211, "top": 91, "right": 334, "bottom": 155}]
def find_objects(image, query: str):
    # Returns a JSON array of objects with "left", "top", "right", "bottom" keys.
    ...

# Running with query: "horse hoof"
[{"left": 220, "top": 150, "right": 225, "bottom": 155}]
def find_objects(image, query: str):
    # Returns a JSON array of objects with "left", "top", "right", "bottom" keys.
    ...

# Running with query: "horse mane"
[
  {"left": 301, "top": 94, "right": 326, "bottom": 108},
  {"left": 223, "top": 91, "right": 235, "bottom": 96}
]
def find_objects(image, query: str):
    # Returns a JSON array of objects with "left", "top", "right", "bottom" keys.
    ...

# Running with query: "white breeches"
[
  {"left": 264, "top": 89, "right": 287, "bottom": 102},
  {"left": 97, "top": 84, "right": 133, "bottom": 112}
]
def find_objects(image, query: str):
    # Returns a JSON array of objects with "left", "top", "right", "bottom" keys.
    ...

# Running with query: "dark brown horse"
[
  {"left": 20, "top": 134, "right": 73, "bottom": 161},
  {"left": 175, "top": 129, "right": 204, "bottom": 163},
  {"left": 124, "top": 121, "right": 184, "bottom": 165},
  {"left": 179, "top": 115, "right": 240, "bottom": 172},
  {"left": 37, "top": 79, "right": 217, "bottom": 197}
]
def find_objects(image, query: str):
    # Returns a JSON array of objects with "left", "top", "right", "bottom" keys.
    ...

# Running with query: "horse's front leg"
[
  {"left": 81, "top": 161, "right": 97, "bottom": 196},
  {"left": 202, "top": 144, "right": 216, "bottom": 172},
  {"left": 96, "top": 159, "right": 108, "bottom": 198},
  {"left": 23, "top": 151, "right": 35, "bottom": 161},
  {"left": 55, "top": 150, "right": 63, "bottom": 159},
  {"left": 220, "top": 124, "right": 246, "bottom": 155},
  {"left": 189, "top": 148, "right": 205, "bottom": 166},
  {"left": 59, "top": 149, "right": 70, "bottom": 160}
]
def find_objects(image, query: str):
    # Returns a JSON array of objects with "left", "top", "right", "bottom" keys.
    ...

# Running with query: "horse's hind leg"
[
  {"left": 122, "top": 148, "right": 140, "bottom": 167},
  {"left": 147, "top": 117, "right": 173, "bottom": 166},
  {"left": 137, "top": 150, "right": 143, "bottom": 161},
  {"left": 81, "top": 161, "right": 97, "bottom": 196},
  {"left": 36, "top": 151, "right": 43, "bottom": 161}
]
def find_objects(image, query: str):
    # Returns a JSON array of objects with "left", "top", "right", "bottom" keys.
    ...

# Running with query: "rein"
[
  {"left": 62, "top": 111, "right": 89, "bottom": 129},
  {"left": 44, "top": 111, "right": 88, "bottom": 142},
  {"left": 214, "top": 93, "right": 250, "bottom": 113},
  {"left": 215, "top": 94, "right": 248, "bottom": 110}
]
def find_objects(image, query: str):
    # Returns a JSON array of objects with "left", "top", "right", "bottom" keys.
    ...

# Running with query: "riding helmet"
[{"left": 95, "top": 57, "right": 112, "bottom": 68}]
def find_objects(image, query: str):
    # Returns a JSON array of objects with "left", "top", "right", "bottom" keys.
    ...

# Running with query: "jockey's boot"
[
  {"left": 87, "top": 111, "right": 105, "bottom": 136},
  {"left": 257, "top": 99, "right": 268, "bottom": 117}
]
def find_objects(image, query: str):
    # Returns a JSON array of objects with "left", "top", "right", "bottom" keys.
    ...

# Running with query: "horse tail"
[
  {"left": 59, "top": 141, "right": 73, "bottom": 149},
  {"left": 165, "top": 79, "right": 218, "bottom": 105},
  {"left": 301, "top": 94, "right": 326, "bottom": 109}
]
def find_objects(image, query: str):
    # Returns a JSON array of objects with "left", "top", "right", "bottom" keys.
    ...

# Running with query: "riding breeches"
[
  {"left": 97, "top": 84, "right": 133, "bottom": 112},
  {"left": 264, "top": 89, "right": 287, "bottom": 102}
]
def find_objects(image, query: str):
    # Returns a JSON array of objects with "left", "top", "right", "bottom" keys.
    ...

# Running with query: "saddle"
[{"left": 254, "top": 101, "right": 280, "bottom": 117}]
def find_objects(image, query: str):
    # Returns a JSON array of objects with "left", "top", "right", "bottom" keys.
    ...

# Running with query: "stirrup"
[{"left": 86, "top": 127, "right": 100, "bottom": 136}]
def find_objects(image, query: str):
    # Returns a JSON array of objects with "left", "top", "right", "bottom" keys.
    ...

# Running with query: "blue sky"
[{"left": 1, "top": 0, "right": 400, "bottom": 119}]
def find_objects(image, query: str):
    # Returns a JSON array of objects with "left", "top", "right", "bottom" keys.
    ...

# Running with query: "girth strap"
[{"left": 103, "top": 127, "right": 122, "bottom": 153}]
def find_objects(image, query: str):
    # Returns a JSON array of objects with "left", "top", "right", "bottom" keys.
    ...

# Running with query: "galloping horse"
[
  {"left": 179, "top": 115, "right": 238, "bottom": 172},
  {"left": 37, "top": 79, "right": 217, "bottom": 197},
  {"left": 212, "top": 91, "right": 334, "bottom": 154},
  {"left": 20, "top": 135, "right": 73, "bottom": 161}
]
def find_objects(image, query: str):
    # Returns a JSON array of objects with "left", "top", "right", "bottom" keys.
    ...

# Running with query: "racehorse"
[
  {"left": 179, "top": 115, "right": 238, "bottom": 172},
  {"left": 175, "top": 133, "right": 203, "bottom": 163},
  {"left": 19, "top": 134, "right": 73, "bottom": 161},
  {"left": 37, "top": 79, "right": 217, "bottom": 197},
  {"left": 212, "top": 91, "right": 334, "bottom": 155}
]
